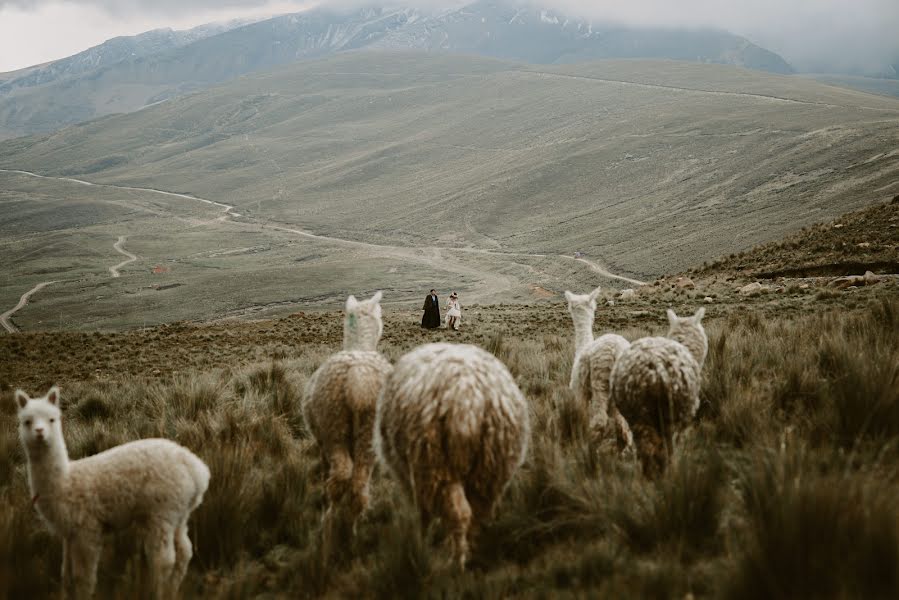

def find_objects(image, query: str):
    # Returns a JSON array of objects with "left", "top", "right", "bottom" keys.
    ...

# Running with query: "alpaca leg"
[
  {"left": 170, "top": 519, "right": 193, "bottom": 598},
  {"left": 350, "top": 409, "right": 376, "bottom": 522},
  {"left": 60, "top": 538, "right": 71, "bottom": 600},
  {"left": 632, "top": 423, "right": 667, "bottom": 478},
  {"left": 68, "top": 533, "right": 102, "bottom": 600},
  {"left": 322, "top": 447, "right": 353, "bottom": 564},
  {"left": 325, "top": 448, "right": 353, "bottom": 502},
  {"left": 145, "top": 523, "right": 177, "bottom": 600},
  {"left": 443, "top": 482, "right": 472, "bottom": 571},
  {"left": 613, "top": 410, "right": 636, "bottom": 457}
]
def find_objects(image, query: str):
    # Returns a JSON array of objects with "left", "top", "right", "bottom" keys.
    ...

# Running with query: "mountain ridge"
[{"left": 0, "top": 1, "right": 793, "bottom": 139}]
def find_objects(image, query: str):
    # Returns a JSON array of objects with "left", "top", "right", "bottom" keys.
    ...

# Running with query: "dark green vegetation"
[
  {"left": 1, "top": 284, "right": 897, "bottom": 598},
  {"left": 2, "top": 53, "right": 898, "bottom": 328}
]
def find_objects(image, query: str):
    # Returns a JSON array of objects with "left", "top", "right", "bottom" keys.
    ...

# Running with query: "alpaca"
[
  {"left": 565, "top": 287, "right": 633, "bottom": 453},
  {"left": 375, "top": 343, "right": 529, "bottom": 570},
  {"left": 15, "top": 386, "right": 209, "bottom": 600},
  {"left": 609, "top": 308, "right": 708, "bottom": 477},
  {"left": 302, "top": 291, "right": 392, "bottom": 560}
]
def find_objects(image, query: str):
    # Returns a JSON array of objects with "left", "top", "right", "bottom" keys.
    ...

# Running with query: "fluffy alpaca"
[
  {"left": 609, "top": 308, "right": 708, "bottom": 477},
  {"left": 565, "top": 287, "right": 633, "bottom": 453},
  {"left": 375, "top": 343, "right": 529, "bottom": 569},
  {"left": 15, "top": 386, "right": 209, "bottom": 600},
  {"left": 302, "top": 291, "right": 392, "bottom": 559}
]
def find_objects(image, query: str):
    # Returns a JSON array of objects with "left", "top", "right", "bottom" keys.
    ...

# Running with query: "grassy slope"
[
  {"left": 2, "top": 201, "right": 898, "bottom": 597},
  {"left": 1, "top": 281, "right": 897, "bottom": 598},
  {"left": 2, "top": 53, "right": 898, "bottom": 281},
  {"left": 690, "top": 198, "right": 899, "bottom": 278}
]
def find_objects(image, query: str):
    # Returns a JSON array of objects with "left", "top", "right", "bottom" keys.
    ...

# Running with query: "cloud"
[{"left": 1, "top": 1, "right": 897, "bottom": 74}]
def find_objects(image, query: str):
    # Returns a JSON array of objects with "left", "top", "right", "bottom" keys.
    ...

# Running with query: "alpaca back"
[
  {"left": 303, "top": 350, "right": 392, "bottom": 448},
  {"left": 376, "top": 343, "right": 529, "bottom": 516},
  {"left": 610, "top": 337, "right": 701, "bottom": 431},
  {"left": 573, "top": 333, "right": 630, "bottom": 413},
  {"left": 66, "top": 439, "right": 209, "bottom": 530}
]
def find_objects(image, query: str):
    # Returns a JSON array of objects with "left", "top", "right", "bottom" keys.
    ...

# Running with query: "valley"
[{"left": 1, "top": 53, "right": 897, "bottom": 330}]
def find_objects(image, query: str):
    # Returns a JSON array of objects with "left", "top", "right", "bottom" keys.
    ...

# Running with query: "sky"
[{"left": 1, "top": 0, "right": 897, "bottom": 74}]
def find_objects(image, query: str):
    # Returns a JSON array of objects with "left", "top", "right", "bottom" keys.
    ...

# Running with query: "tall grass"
[{"left": 0, "top": 300, "right": 897, "bottom": 597}]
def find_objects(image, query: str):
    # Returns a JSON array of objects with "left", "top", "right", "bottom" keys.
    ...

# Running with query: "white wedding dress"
[{"left": 445, "top": 299, "right": 462, "bottom": 329}]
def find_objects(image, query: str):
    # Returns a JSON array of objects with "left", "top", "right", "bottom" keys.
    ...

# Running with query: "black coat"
[{"left": 421, "top": 294, "right": 441, "bottom": 328}]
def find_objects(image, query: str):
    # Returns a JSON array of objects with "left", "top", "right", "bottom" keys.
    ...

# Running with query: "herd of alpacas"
[{"left": 14, "top": 286, "right": 706, "bottom": 598}]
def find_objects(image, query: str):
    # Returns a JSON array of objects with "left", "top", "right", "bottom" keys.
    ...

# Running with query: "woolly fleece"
[
  {"left": 375, "top": 343, "right": 529, "bottom": 569},
  {"left": 609, "top": 308, "right": 708, "bottom": 476},
  {"left": 302, "top": 291, "right": 392, "bottom": 560},
  {"left": 15, "top": 386, "right": 209, "bottom": 600}
]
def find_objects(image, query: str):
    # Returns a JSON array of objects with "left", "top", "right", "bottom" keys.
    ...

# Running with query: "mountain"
[
  {"left": 370, "top": 1, "right": 793, "bottom": 72},
  {"left": 3, "top": 53, "right": 896, "bottom": 286},
  {"left": 0, "top": 2, "right": 793, "bottom": 139},
  {"left": 0, "top": 20, "right": 253, "bottom": 95}
]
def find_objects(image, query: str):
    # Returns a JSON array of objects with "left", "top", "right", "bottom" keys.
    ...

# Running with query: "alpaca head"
[
  {"left": 344, "top": 291, "right": 384, "bottom": 351},
  {"left": 666, "top": 307, "right": 708, "bottom": 366},
  {"left": 565, "top": 287, "right": 602, "bottom": 352},
  {"left": 15, "top": 386, "right": 64, "bottom": 454},
  {"left": 565, "top": 287, "right": 601, "bottom": 320}
]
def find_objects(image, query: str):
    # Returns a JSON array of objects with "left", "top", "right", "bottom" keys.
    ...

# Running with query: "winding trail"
[
  {"left": 570, "top": 256, "right": 646, "bottom": 286},
  {"left": 0, "top": 169, "right": 241, "bottom": 219},
  {"left": 1, "top": 281, "right": 57, "bottom": 333},
  {"left": 109, "top": 235, "right": 138, "bottom": 278},
  {"left": 1, "top": 169, "right": 645, "bottom": 311}
]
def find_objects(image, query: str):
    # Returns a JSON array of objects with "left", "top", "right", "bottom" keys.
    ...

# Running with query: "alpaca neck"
[
  {"left": 670, "top": 327, "right": 708, "bottom": 368},
  {"left": 26, "top": 438, "right": 70, "bottom": 503},
  {"left": 572, "top": 312, "right": 595, "bottom": 355},
  {"left": 343, "top": 325, "right": 380, "bottom": 352}
]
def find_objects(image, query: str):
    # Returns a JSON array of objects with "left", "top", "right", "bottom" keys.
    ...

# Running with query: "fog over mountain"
[{"left": 2, "top": 0, "right": 897, "bottom": 77}]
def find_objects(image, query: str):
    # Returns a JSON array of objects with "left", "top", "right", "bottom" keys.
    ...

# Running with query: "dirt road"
[
  {"left": 1, "top": 281, "right": 57, "bottom": 333},
  {"left": 109, "top": 235, "right": 138, "bottom": 278}
]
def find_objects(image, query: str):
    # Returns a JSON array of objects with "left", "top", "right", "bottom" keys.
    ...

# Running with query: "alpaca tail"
[
  {"left": 184, "top": 451, "right": 211, "bottom": 510},
  {"left": 345, "top": 364, "right": 379, "bottom": 412}
]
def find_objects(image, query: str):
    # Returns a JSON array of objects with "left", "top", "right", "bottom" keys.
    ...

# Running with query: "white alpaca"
[
  {"left": 565, "top": 287, "right": 633, "bottom": 453},
  {"left": 609, "top": 308, "right": 708, "bottom": 477},
  {"left": 15, "top": 386, "right": 209, "bottom": 600},
  {"left": 375, "top": 343, "right": 529, "bottom": 570},
  {"left": 302, "top": 291, "right": 392, "bottom": 559}
]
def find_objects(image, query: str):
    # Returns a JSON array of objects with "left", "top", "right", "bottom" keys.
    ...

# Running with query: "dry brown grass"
[{"left": 1, "top": 291, "right": 898, "bottom": 598}]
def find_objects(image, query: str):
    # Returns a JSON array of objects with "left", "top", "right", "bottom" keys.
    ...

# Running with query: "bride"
[{"left": 445, "top": 292, "right": 462, "bottom": 330}]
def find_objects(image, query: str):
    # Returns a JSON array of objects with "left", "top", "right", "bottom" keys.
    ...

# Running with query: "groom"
[{"left": 421, "top": 289, "right": 441, "bottom": 329}]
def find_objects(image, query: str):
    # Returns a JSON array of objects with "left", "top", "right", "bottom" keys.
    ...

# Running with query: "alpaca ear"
[
  {"left": 345, "top": 295, "right": 358, "bottom": 310},
  {"left": 693, "top": 307, "right": 706, "bottom": 322},
  {"left": 14, "top": 390, "right": 29, "bottom": 410},
  {"left": 589, "top": 286, "right": 602, "bottom": 302},
  {"left": 371, "top": 290, "right": 383, "bottom": 304},
  {"left": 667, "top": 309, "right": 678, "bottom": 327},
  {"left": 46, "top": 386, "right": 60, "bottom": 406},
  {"left": 564, "top": 291, "right": 575, "bottom": 303}
]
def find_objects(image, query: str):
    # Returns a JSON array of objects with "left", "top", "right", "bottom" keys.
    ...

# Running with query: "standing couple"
[{"left": 421, "top": 289, "right": 462, "bottom": 330}]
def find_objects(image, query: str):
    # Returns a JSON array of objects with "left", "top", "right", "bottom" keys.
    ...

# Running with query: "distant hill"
[
  {"left": 2, "top": 53, "right": 896, "bottom": 280},
  {"left": 0, "top": 1, "right": 793, "bottom": 139},
  {"left": 0, "top": 20, "right": 252, "bottom": 95},
  {"left": 691, "top": 199, "right": 899, "bottom": 279}
]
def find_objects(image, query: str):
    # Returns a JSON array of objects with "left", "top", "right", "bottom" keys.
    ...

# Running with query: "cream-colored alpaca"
[
  {"left": 15, "top": 386, "right": 209, "bottom": 600},
  {"left": 375, "top": 343, "right": 529, "bottom": 570},
  {"left": 609, "top": 308, "right": 708, "bottom": 477},
  {"left": 302, "top": 291, "right": 392, "bottom": 560},
  {"left": 565, "top": 287, "right": 634, "bottom": 453}
]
